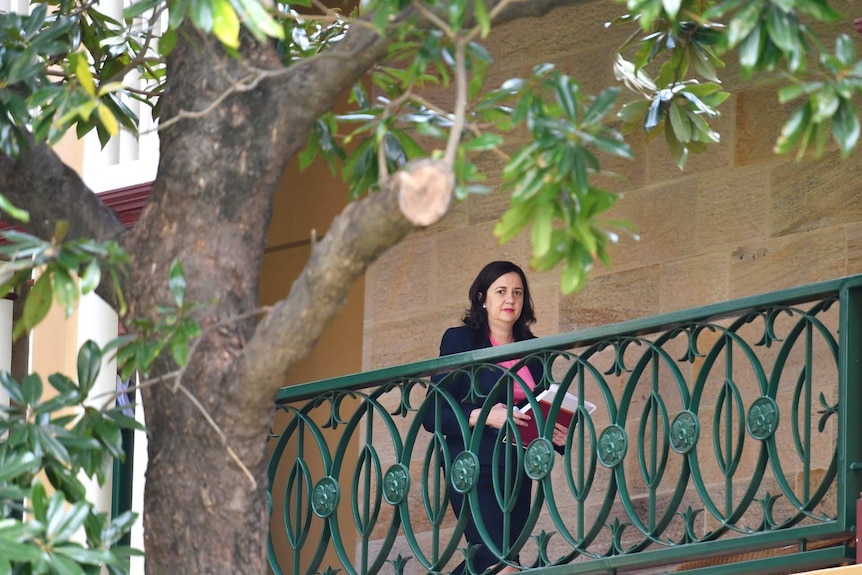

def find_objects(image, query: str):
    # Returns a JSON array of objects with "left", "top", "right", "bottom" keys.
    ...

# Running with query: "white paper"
[{"left": 518, "top": 384, "right": 597, "bottom": 415}]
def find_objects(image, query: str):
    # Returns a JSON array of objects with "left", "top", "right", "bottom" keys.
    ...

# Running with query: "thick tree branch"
[
  {"left": 215, "top": 0, "right": 591, "bottom": 422},
  {"left": 0, "top": 135, "right": 125, "bottom": 245},
  {"left": 232, "top": 160, "right": 453, "bottom": 420}
]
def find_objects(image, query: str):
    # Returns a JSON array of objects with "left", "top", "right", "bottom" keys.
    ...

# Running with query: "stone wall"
[
  {"left": 357, "top": 1, "right": 861, "bottom": 572},
  {"left": 363, "top": 0, "right": 862, "bottom": 369}
]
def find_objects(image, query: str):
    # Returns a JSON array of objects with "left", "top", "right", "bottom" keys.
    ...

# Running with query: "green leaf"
[
  {"left": 160, "top": 28, "right": 178, "bottom": 54},
  {"left": 231, "top": 0, "right": 284, "bottom": 41},
  {"left": 617, "top": 99, "right": 651, "bottom": 124},
  {"left": 169, "top": 331, "right": 188, "bottom": 367},
  {"left": 449, "top": 0, "right": 467, "bottom": 29},
  {"left": 123, "top": 0, "right": 162, "bottom": 20},
  {"left": 45, "top": 465, "right": 87, "bottom": 501},
  {"left": 531, "top": 202, "right": 554, "bottom": 258},
  {"left": 766, "top": 5, "right": 796, "bottom": 53},
  {"left": 668, "top": 101, "right": 692, "bottom": 143},
  {"left": 211, "top": 0, "right": 240, "bottom": 48},
  {"left": 46, "top": 499, "right": 89, "bottom": 543},
  {"left": 727, "top": 1, "right": 764, "bottom": 47},
  {"left": 494, "top": 202, "right": 535, "bottom": 244},
  {"left": 462, "top": 133, "right": 503, "bottom": 152},
  {"left": 47, "top": 373, "right": 78, "bottom": 395},
  {"left": 77, "top": 341, "right": 102, "bottom": 397},
  {"left": 52, "top": 267, "right": 78, "bottom": 317},
  {"left": 530, "top": 231, "right": 566, "bottom": 270},
  {"left": 560, "top": 250, "right": 587, "bottom": 294},
  {"left": 72, "top": 54, "right": 96, "bottom": 97},
  {"left": 0, "top": 538, "right": 43, "bottom": 562},
  {"left": 511, "top": 168, "right": 545, "bottom": 201},
  {"left": 91, "top": 414, "right": 123, "bottom": 458},
  {"left": 0, "top": 372, "right": 25, "bottom": 406},
  {"left": 810, "top": 89, "right": 839, "bottom": 122},
  {"left": 53, "top": 545, "right": 117, "bottom": 566},
  {"left": 16, "top": 272, "right": 53, "bottom": 341},
  {"left": 644, "top": 98, "right": 664, "bottom": 131},
  {"left": 582, "top": 132, "right": 633, "bottom": 159},
  {"left": 21, "top": 373, "right": 43, "bottom": 407},
  {"left": 554, "top": 74, "right": 579, "bottom": 123},
  {"left": 583, "top": 87, "right": 619, "bottom": 125},
  {"left": 832, "top": 99, "right": 860, "bottom": 157},
  {"left": 690, "top": 45, "right": 721, "bottom": 83},
  {"left": 738, "top": 21, "right": 764, "bottom": 72},
  {"left": 392, "top": 130, "right": 426, "bottom": 160},
  {"left": 190, "top": 0, "right": 214, "bottom": 31},
  {"left": 794, "top": 0, "right": 841, "bottom": 22},
  {"left": 777, "top": 81, "right": 815, "bottom": 103},
  {"left": 0, "top": 194, "right": 30, "bottom": 223},
  {"left": 0, "top": 451, "right": 38, "bottom": 483},
  {"left": 168, "top": 259, "right": 186, "bottom": 307},
  {"left": 35, "top": 426, "right": 72, "bottom": 462},
  {"left": 31, "top": 480, "right": 49, "bottom": 521},
  {"left": 79, "top": 259, "right": 101, "bottom": 295},
  {"left": 101, "top": 510, "right": 137, "bottom": 546},
  {"left": 97, "top": 103, "right": 119, "bottom": 137},
  {"left": 45, "top": 553, "right": 86, "bottom": 575},
  {"left": 665, "top": 120, "right": 687, "bottom": 169},
  {"left": 474, "top": 0, "right": 490, "bottom": 38},
  {"left": 775, "top": 102, "right": 811, "bottom": 154}
]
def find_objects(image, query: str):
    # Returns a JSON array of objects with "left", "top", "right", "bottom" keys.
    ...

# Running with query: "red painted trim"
[{"left": 98, "top": 181, "right": 153, "bottom": 229}]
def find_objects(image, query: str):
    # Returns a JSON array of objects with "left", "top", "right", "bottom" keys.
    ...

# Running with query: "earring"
[{"left": 482, "top": 304, "right": 486, "bottom": 309}]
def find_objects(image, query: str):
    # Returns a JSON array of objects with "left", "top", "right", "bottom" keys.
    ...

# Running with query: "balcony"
[{"left": 267, "top": 275, "right": 862, "bottom": 575}]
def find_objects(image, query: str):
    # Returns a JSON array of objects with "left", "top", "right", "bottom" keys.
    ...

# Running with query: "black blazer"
[{"left": 422, "top": 326, "right": 544, "bottom": 465}]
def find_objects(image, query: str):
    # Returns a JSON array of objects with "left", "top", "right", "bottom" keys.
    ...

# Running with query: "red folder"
[{"left": 514, "top": 384, "right": 596, "bottom": 446}]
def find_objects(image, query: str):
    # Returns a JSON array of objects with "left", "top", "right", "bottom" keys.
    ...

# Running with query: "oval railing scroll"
[{"left": 268, "top": 277, "right": 862, "bottom": 575}]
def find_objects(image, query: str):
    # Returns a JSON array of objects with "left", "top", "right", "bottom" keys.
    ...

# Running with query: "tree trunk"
[
  {"left": 0, "top": 4, "right": 594, "bottom": 573},
  {"left": 125, "top": 27, "right": 287, "bottom": 575}
]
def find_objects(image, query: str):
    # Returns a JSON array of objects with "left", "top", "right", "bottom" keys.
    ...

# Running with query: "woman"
[{"left": 422, "top": 261, "right": 566, "bottom": 575}]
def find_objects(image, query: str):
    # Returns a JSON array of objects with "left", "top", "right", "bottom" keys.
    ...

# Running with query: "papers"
[{"left": 512, "top": 384, "right": 597, "bottom": 446}]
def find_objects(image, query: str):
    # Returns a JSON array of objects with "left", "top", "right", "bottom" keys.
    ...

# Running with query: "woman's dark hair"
[{"left": 462, "top": 260, "right": 536, "bottom": 340}]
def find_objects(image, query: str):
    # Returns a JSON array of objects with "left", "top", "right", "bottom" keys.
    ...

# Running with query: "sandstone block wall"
[
  {"left": 364, "top": 1, "right": 862, "bottom": 367},
  {"left": 355, "top": 1, "right": 860, "bottom": 572}
]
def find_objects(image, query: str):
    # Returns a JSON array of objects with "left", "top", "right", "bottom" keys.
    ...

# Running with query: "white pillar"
[
  {"left": 78, "top": 293, "right": 119, "bottom": 521},
  {"left": 129, "top": 377, "right": 147, "bottom": 575},
  {"left": 0, "top": 298, "right": 13, "bottom": 407},
  {"left": 76, "top": 293, "right": 147, "bottom": 575}
]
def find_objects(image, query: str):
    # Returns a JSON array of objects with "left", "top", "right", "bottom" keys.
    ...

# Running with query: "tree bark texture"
[{"left": 0, "top": 2, "right": 588, "bottom": 574}]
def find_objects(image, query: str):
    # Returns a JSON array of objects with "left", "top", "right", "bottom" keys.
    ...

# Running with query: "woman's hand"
[
  {"left": 551, "top": 423, "right": 568, "bottom": 447},
  {"left": 470, "top": 403, "right": 531, "bottom": 430}
]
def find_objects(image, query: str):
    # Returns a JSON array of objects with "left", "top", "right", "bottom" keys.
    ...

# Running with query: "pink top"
[{"left": 489, "top": 334, "right": 536, "bottom": 403}]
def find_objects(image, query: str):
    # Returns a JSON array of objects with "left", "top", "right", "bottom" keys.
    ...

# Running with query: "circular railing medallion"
[
  {"left": 311, "top": 477, "right": 340, "bottom": 518},
  {"left": 598, "top": 425, "right": 628, "bottom": 468},
  {"left": 383, "top": 464, "right": 410, "bottom": 505},
  {"left": 524, "top": 438, "right": 554, "bottom": 480},
  {"left": 747, "top": 396, "right": 780, "bottom": 440},
  {"left": 451, "top": 451, "right": 480, "bottom": 494},
  {"left": 670, "top": 411, "right": 700, "bottom": 454}
]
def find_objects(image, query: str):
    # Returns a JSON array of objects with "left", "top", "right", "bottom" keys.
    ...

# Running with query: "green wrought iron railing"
[{"left": 268, "top": 275, "right": 862, "bottom": 575}]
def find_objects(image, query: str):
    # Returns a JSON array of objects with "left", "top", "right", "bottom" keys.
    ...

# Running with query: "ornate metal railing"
[{"left": 268, "top": 276, "right": 862, "bottom": 575}]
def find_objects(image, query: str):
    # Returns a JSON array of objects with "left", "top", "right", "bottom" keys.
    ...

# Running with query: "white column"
[
  {"left": 0, "top": 298, "right": 12, "bottom": 407},
  {"left": 78, "top": 293, "right": 119, "bottom": 521},
  {"left": 129, "top": 376, "right": 147, "bottom": 575},
  {"left": 77, "top": 292, "right": 147, "bottom": 575}
]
